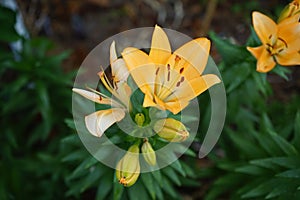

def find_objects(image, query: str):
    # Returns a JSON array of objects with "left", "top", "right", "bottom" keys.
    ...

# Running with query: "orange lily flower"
[
  {"left": 247, "top": 11, "right": 300, "bottom": 73},
  {"left": 121, "top": 25, "right": 221, "bottom": 114}
]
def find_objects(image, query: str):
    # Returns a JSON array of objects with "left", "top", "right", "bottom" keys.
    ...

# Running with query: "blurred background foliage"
[{"left": 1, "top": 0, "right": 299, "bottom": 199}]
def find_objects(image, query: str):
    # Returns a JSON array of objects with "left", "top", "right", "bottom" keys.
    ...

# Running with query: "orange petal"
[
  {"left": 252, "top": 11, "right": 277, "bottom": 44},
  {"left": 121, "top": 47, "right": 156, "bottom": 94},
  {"left": 166, "top": 74, "right": 221, "bottom": 103},
  {"left": 278, "top": 22, "right": 300, "bottom": 52},
  {"left": 247, "top": 46, "right": 265, "bottom": 60},
  {"left": 256, "top": 49, "right": 276, "bottom": 72},
  {"left": 276, "top": 50, "right": 300, "bottom": 66},
  {"left": 167, "top": 38, "right": 211, "bottom": 76},
  {"left": 149, "top": 25, "right": 171, "bottom": 65},
  {"left": 85, "top": 108, "right": 125, "bottom": 137}
]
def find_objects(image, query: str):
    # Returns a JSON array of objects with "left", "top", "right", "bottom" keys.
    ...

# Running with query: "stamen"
[
  {"left": 175, "top": 55, "right": 181, "bottom": 62},
  {"left": 167, "top": 64, "right": 170, "bottom": 81},
  {"left": 278, "top": 37, "right": 288, "bottom": 48},
  {"left": 155, "top": 67, "right": 160, "bottom": 75},
  {"left": 268, "top": 34, "right": 272, "bottom": 40},
  {"left": 180, "top": 76, "right": 185, "bottom": 83},
  {"left": 179, "top": 67, "right": 184, "bottom": 74}
]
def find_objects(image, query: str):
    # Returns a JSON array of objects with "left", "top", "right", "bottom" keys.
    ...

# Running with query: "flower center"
[{"left": 266, "top": 35, "right": 288, "bottom": 56}]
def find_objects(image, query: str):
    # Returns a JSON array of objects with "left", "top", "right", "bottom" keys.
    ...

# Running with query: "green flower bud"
[
  {"left": 141, "top": 139, "right": 156, "bottom": 166},
  {"left": 116, "top": 144, "right": 140, "bottom": 187},
  {"left": 153, "top": 118, "right": 189, "bottom": 142},
  {"left": 278, "top": 1, "right": 300, "bottom": 22},
  {"left": 135, "top": 113, "right": 145, "bottom": 127}
]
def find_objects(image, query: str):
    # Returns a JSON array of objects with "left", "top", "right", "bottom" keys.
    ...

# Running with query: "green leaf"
[
  {"left": 151, "top": 170, "right": 163, "bottom": 186},
  {"left": 268, "top": 130, "right": 299, "bottom": 156},
  {"left": 162, "top": 167, "right": 181, "bottom": 186},
  {"left": 271, "top": 65, "right": 291, "bottom": 80},
  {"left": 241, "top": 178, "right": 279, "bottom": 198},
  {"left": 170, "top": 160, "right": 186, "bottom": 177},
  {"left": 209, "top": 31, "right": 251, "bottom": 65},
  {"left": 127, "top": 179, "right": 148, "bottom": 200},
  {"left": 293, "top": 110, "right": 300, "bottom": 150},
  {"left": 153, "top": 180, "right": 164, "bottom": 200},
  {"left": 96, "top": 169, "right": 113, "bottom": 200},
  {"left": 36, "top": 81, "right": 51, "bottom": 139},
  {"left": 161, "top": 177, "right": 178, "bottom": 199},
  {"left": 113, "top": 180, "right": 124, "bottom": 200},
  {"left": 276, "top": 168, "right": 300, "bottom": 178},
  {"left": 235, "top": 165, "right": 271, "bottom": 176},
  {"left": 226, "top": 62, "right": 252, "bottom": 93},
  {"left": 141, "top": 173, "right": 156, "bottom": 200},
  {"left": 62, "top": 150, "right": 87, "bottom": 162}
]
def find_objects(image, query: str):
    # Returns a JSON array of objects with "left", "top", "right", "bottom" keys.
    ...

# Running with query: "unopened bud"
[
  {"left": 141, "top": 139, "right": 156, "bottom": 166},
  {"left": 116, "top": 144, "right": 140, "bottom": 187},
  {"left": 153, "top": 118, "right": 189, "bottom": 142},
  {"left": 278, "top": 1, "right": 300, "bottom": 22},
  {"left": 135, "top": 113, "right": 145, "bottom": 127}
]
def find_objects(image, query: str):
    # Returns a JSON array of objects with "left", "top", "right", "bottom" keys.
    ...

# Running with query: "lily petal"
[
  {"left": 252, "top": 11, "right": 277, "bottom": 44},
  {"left": 122, "top": 47, "right": 156, "bottom": 94},
  {"left": 110, "top": 41, "right": 129, "bottom": 83},
  {"left": 247, "top": 46, "right": 265, "bottom": 60},
  {"left": 149, "top": 25, "right": 172, "bottom": 66},
  {"left": 72, "top": 88, "right": 112, "bottom": 105},
  {"left": 167, "top": 38, "right": 210, "bottom": 76},
  {"left": 256, "top": 49, "right": 276, "bottom": 72},
  {"left": 166, "top": 74, "right": 221, "bottom": 103},
  {"left": 278, "top": 23, "right": 300, "bottom": 52},
  {"left": 85, "top": 108, "right": 125, "bottom": 137},
  {"left": 276, "top": 50, "right": 300, "bottom": 66}
]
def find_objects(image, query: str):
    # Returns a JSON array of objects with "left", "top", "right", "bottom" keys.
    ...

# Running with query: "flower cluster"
[
  {"left": 73, "top": 25, "right": 221, "bottom": 186},
  {"left": 247, "top": 0, "right": 300, "bottom": 73}
]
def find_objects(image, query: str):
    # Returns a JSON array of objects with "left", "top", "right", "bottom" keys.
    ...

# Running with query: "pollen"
[
  {"left": 175, "top": 55, "right": 181, "bottom": 62},
  {"left": 119, "top": 177, "right": 127, "bottom": 185}
]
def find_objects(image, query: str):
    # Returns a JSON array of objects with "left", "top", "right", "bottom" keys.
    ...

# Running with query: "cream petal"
[
  {"left": 85, "top": 108, "right": 125, "bottom": 137},
  {"left": 110, "top": 41, "right": 129, "bottom": 82},
  {"left": 252, "top": 11, "right": 278, "bottom": 44},
  {"left": 72, "top": 88, "right": 111, "bottom": 105},
  {"left": 115, "top": 82, "right": 132, "bottom": 108},
  {"left": 110, "top": 41, "right": 118, "bottom": 62},
  {"left": 149, "top": 25, "right": 172, "bottom": 65},
  {"left": 122, "top": 47, "right": 156, "bottom": 94}
]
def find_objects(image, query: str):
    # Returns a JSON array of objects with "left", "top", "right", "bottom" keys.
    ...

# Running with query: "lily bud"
[
  {"left": 153, "top": 118, "right": 189, "bottom": 142},
  {"left": 278, "top": 1, "right": 300, "bottom": 22},
  {"left": 116, "top": 144, "right": 140, "bottom": 187},
  {"left": 141, "top": 139, "right": 156, "bottom": 166},
  {"left": 135, "top": 113, "right": 145, "bottom": 127}
]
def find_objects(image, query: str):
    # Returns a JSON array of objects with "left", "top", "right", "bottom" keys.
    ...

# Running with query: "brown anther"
[
  {"left": 155, "top": 67, "right": 160, "bottom": 75},
  {"left": 175, "top": 55, "right": 181, "bottom": 62},
  {"left": 180, "top": 76, "right": 185, "bottom": 83},
  {"left": 179, "top": 67, "right": 184, "bottom": 74},
  {"left": 268, "top": 34, "right": 272, "bottom": 40},
  {"left": 167, "top": 64, "right": 170, "bottom": 71}
]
